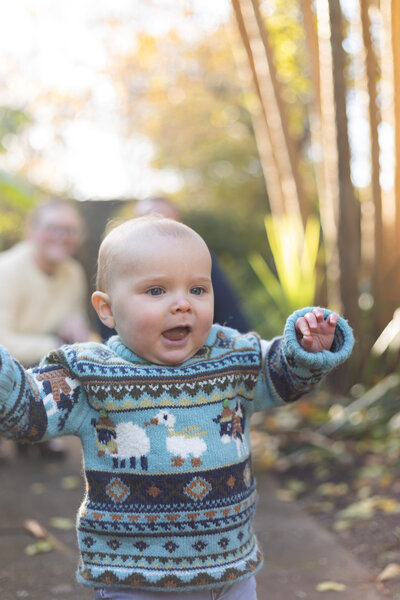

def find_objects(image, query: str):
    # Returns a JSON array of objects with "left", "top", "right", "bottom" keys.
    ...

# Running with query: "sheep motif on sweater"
[
  {"left": 92, "top": 410, "right": 151, "bottom": 470},
  {"left": 0, "top": 311, "right": 354, "bottom": 593}
]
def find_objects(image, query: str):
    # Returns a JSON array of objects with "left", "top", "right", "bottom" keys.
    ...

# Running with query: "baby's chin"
[
  {"left": 149, "top": 351, "right": 194, "bottom": 367},
  {"left": 146, "top": 345, "right": 204, "bottom": 367},
  {"left": 119, "top": 333, "right": 209, "bottom": 366}
]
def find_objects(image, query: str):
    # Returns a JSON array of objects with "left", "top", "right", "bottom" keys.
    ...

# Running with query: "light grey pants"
[{"left": 94, "top": 575, "right": 257, "bottom": 600}]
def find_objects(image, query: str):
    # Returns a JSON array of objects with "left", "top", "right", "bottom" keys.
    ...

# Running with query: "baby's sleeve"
[
  {"left": 251, "top": 307, "right": 354, "bottom": 413},
  {"left": 0, "top": 345, "right": 88, "bottom": 442}
]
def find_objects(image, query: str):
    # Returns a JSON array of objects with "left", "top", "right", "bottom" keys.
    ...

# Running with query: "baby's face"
[{"left": 107, "top": 233, "right": 214, "bottom": 365}]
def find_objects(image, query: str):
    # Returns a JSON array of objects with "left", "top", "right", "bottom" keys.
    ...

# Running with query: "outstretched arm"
[
  {"left": 251, "top": 306, "right": 354, "bottom": 413},
  {"left": 0, "top": 345, "right": 87, "bottom": 443}
]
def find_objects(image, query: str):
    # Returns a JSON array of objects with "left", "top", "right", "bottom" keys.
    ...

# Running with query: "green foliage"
[
  {"left": 111, "top": 28, "right": 267, "bottom": 217},
  {"left": 0, "top": 106, "right": 31, "bottom": 153},
  {"left": 0, "top": 105, "right": 37, "bottom": 248},
  {"left": 0, "top": 171, "right": 38, "bottom": 249},
  {"left": 250, "top": 214, "right": 320, "bottom": 331},
  {"left": 262, "top": 0, "right": 313, "bottom": 139}
]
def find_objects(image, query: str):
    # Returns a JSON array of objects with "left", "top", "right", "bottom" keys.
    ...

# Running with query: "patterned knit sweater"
[{"left": 0, "top": 308, "right": 354, "bottom": 592}]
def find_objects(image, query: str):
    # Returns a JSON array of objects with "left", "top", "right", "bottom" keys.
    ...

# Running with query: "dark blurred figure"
[
  {"left": 0, "top": 199, "right": 90, "bottom": 460},
  {"left": 98, "top": 196, "right": 250, "bottom": 342}
]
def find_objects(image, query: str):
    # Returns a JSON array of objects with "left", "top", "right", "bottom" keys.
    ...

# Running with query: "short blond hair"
[{"left": 96, "top": 215, "right": 208, "bottom": 292}]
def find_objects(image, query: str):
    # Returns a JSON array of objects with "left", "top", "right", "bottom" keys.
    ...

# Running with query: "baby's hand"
[{"left": 295, "top": 307, "right": 337, "bottom": 353}]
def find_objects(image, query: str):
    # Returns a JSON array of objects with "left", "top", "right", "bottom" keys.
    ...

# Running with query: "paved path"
[
  {"left": 0, "top": 437, "right": 384, "bottom": 600},
  {"left": 254, "top": 476, "right": 383, "bottom": 599}
]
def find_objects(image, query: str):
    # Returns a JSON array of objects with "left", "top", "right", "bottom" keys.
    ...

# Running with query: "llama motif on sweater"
[
  {"left": 153, "top": 409, "right": 207, "bottom": 468},
  {"left": 0, "top": 310, "right": 354, "bottom": 593}
]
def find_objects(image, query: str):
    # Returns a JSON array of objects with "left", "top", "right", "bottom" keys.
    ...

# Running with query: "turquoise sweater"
[{"left": 0, "top": 309, "right": 354, "bottom": 592}]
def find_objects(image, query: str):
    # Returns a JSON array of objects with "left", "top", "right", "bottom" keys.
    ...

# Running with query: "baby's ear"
[{"left": 91, "top": 291, "right": 115, "bottom": 329}]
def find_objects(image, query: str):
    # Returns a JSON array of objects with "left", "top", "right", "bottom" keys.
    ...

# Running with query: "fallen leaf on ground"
[
  {"left": 337, "top": 496, "right": 400, "bottom": 521},
  {"left": 49, "top": 517, "right": 75, "bottom": 530},
  {"left": 377, "top": 563, "right": 400, "bottom": 581},
  {"left": 379, "top": 473, "right": 393, "bottom": 488},
  {"left": 24, "top": 519, "right": 48, "bottom": 539},
  {"left": 374, "top": 497, "right": 400, "bottom": 514},
  {"left": 24, "top": 518, "right": 74, "bottom": 557},
  {"left": 24, "top": 539, "right": 54, "bottom": 555},
  {"left": 333, "top": 519, "right": 354, "bottom": 531},
  {"left": 275, "top": 478, "right": 307, "bottom": 501},
  {"left": 286, "top": 478, "right": 307, "bottom": 495},
  {"left": 60, "top": 475, "right": 81, "bottom": 490},
  {"left": 308, "top": 501, "right": 335, "bottom": 514},
  {"left": 356, "top": 484, "right": 372, "bottom": 498},
  {"left": 357, "top": 464, "right": 386, "bottom": 479},
  {"left": 337, "top": 498, "right": 375, "bottom": 519},
  {"left": 317, "top": 482, "right": 348, "bottom": 496},
  {"left": 316, "top": 581, "right": 347, "bottom": 592},
  {"left": 275, "top": 488, "right": 297, "bottom": 502}
]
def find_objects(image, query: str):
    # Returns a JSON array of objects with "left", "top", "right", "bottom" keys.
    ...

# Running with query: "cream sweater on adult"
[{"left": 0, "top": 241, "right": 88, "bottom": 366}]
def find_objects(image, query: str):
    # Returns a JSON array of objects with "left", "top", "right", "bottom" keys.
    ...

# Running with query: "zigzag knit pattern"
[{"left": 0, "top": 310, "right": 354, "bottom": 592}]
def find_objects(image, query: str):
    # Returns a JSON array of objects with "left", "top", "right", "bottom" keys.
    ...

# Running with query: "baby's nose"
[{"left": 171, "top": 295, "right": 192, "bottom": 312}]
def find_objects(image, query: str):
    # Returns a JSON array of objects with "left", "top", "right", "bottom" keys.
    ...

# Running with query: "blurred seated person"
[
  {"left": 98, "top": 196, "right": 250, "bottom": 342},
  {"left": 0, "top": 199, "right": 90, "bottom": 459}
]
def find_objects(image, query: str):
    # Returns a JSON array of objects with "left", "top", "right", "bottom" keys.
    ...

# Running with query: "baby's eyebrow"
[
  {"left": 192, "top": 276, "right": 212, "bottom": 283},
  {"left": 136, "top": 274, "right": 169, "bottom": 284},
  {"left": 138, "top": 274, "right": 211, "bottom": 284}
]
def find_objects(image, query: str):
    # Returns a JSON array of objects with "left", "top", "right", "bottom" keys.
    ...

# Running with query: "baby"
[{"left": 0, "top": 216, "right": 354, "bottom": 600}]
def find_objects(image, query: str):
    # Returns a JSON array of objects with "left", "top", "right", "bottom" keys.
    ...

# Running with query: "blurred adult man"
[{"left": 0, "top": 199, "right": 90, "bottom": 459}]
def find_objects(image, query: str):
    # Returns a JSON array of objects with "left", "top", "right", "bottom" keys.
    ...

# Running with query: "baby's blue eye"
[
  {"left": 190, "top": 287, "right": 204, "bottom": 296},
  {"left": 147, "top": 287, "right": 164, "bottom": 296}
]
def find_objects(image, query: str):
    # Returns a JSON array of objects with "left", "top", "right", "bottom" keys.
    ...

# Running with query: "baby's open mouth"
[{"left": 162, "top": 326, "right": 190, "bottom": 341}]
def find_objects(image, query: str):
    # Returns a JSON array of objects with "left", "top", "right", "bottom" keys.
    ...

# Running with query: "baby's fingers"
[
  {"left": 296, "top": 316, "right": 309, "bottom": 336},
  {"left": 297, "top": 309, "right": 322, "bottom": 334},
  {"left": 305, "top": 308, "right": 337, "bottom": 332},
  {"left": 307, "top": 308, "right": 324, "bottom": 328},
  {"left": 295, "top": 316, "right": 313, "bottom": 345},
  {"left": 326, "top": 312, "right": 338, "bottom": 329}
]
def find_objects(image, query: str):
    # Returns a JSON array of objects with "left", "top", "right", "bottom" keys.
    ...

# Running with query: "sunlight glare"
[{"left": 0, "top": 0, "right": 230, "bottom": 200}]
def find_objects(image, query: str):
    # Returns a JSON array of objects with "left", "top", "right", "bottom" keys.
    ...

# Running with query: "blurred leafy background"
[
  {"left": 1, "top": 0, "right": 400, "bottom": 416},
  {"left": 3, "top": 3, "right": 400, "bottom": 589}
]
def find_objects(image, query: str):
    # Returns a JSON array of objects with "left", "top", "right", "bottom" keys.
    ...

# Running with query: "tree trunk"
[
  {"left": 231, "top": 0, "right": 308, "bottom": 224},
  {"left": 302, "top": 0, "right": 340, "bottom": 309},
  {"left": 230, "top": 0, "right": 286, "bottom": 216},
  {"left": 360, "top": 0, "right": 384, "bottom": 334},
  {"left": 392, "top": 0, "right": 400, "bottom": 292},
  {"left": 329, "top": 0, "right": 361, "bottom": 340}
]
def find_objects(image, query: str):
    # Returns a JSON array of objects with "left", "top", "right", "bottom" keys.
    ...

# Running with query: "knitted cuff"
[
  {"left": 0, "top": 346, "right": 19, "bottom": 418},
  {"left": 283, "top": 307, "right": 354, "bottom": 372}
]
